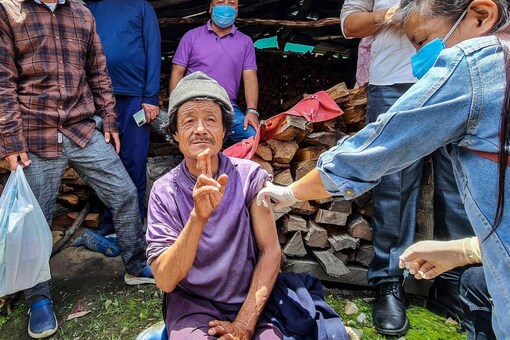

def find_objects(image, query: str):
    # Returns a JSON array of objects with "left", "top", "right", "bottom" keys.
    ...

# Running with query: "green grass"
[{"left": 1, "top": 288, "right": 466, "bottom": 339}]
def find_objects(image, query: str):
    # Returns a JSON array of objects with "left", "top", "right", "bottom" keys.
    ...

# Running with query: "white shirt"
[{"left": 341, "top": 0, "right": 417, "bottom": 85}]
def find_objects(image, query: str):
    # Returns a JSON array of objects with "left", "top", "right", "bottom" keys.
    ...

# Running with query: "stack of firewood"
[{"left": 251, "top": 82, "right": 375, "bottom": 282}]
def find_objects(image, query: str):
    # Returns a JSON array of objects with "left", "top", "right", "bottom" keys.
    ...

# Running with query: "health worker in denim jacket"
[
  {"left": 257, "top": 0, "right": 510, "bottom": 338},
  {"left": 341, "top": 0, "right": 475, "bottom": 336},
  {"left": 169, "top": 0, "right": 260, "bottom": 146}
]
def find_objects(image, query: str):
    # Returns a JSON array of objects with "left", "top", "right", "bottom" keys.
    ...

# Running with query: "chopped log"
[
  {"left": 291, "top": 200, "right": 317, "bottom": 215},
  {"left": 281, "top": 214, "right": 308, "bottom": 234},
  {"left": 342, "top": 106, "right": 366, "bottom": 125},
  {"left": 355, "top": 245, "right": 375, "bottom": 267},
  {"left": 0, "top": 159, "right": 10, "bottom": 172},
  {"left": 274, "top": 206, "right": 292, "bottom": 221},
  {"left": 271, "top": 115, "right": 313, "bottom": 142},
  {"left": 329, "top": 249, "right": 349, "bottom": 263},
  {"left": 52, "top": 201, "right": 91, "bottom": 257},
  {"left": 283, "top": 231, "right": 307, "bottom": 257},
  {"left": 304, "top": 220, "right": 329, "bottom": 248},
  {"left": 347, "top": 215, "right": 373, "bottom": 241},
  {"left": 255, "top": 143, "right": 273, "bottom": 162},
  {"left": 63, "top": 167, "right": 80, "bottom": 180},
  {"left": 293, "top": 146, "right": 326, "bottom": 162},
  {"left": 325, "top": 198, "right": 353, "bottom": 214},
  {"left": 328, "top": 233, "right": 359, "bottom": 251},
  {"left": 315, "top": 197, "right": 333, "bottom": 205},
  {"left": 252, "top": 155, "right": 274, "bottom": 176},
  {"left": 272, "top": 162, "right": 291, "bottom": 170},
  {"left": 52, "top": 231, "right": 64, "bottom": 246},
  {"left": 302, "top": 132, "right": 337, "bottom": 148},
  {"left": 52, "top": 212, "right": 101, "bottom": 229},
  {"left": 291, "top": 160, "right": 316, "bottom": 180},
  {"left": 326, "top": 82, "right": 350, "bottom": 101},
  {"left": 357, "top": 204, "right": 372, "bottom": 218},
  {"left": 277, "top": 226, "right": 286, "bottom": 244},
  {"left": 314, "top": 209, "right": 349, "bottom": 226},
  {"left": 73, "top": 188, "right": 91, "bottom": 201},
  {"left": 311, "top": 250, "right": 350, "bottom": 277},
  {"left": 273, "top": 169, "right": 293, "bottom": 186},
  {"left": 353, "top": 191, "right": 372, "bottom": 208},
  {"left": 57, "top": 193, "right": 79, "bottom": 206},
  {"left": 62, "top": 177, "right": 88, "bottom": 187},
  {"left": 267, "top": 139, "right": 299, "bottom": 164}
]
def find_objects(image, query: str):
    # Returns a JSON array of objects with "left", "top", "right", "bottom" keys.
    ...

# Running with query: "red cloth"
[{"left": 224, "top": 91, "right": 343, "bottom": 159}]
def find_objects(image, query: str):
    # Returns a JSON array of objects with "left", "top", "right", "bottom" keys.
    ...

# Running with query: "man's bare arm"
[
  {"left": 208, "top": 197, "right": 281, "bottom": 339},
  {"left": 169, "top": 64, "right": 186, "bottom": 94}
]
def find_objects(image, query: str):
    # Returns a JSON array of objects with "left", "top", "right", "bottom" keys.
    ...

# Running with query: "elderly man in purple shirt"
[
  {"left": 169, "top": 0, "right": 259, "bottom": 146},
  {"left": 147, "top": 72, "right": 282, "bottom": 339}
]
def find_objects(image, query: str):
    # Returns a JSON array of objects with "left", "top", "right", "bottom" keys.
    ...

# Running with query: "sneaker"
[
  {"left": 28, "top": 299, "right": 58, "bottom": 339},
  {"left": 124, "top": 265, "right": 155, "bottom": 286},
  {"left": 73, "top": 230, "right": 120, "bottom": 257},
  {"left": 136, "top": 320, "right": 167, "bottom": 340}
]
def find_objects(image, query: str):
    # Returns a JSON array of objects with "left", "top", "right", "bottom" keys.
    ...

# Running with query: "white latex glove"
[
  {"left": 399, "top": 237, "right": 481, "bottom": 280},
  {"left": 256, "top": 181, "right": 299, "bottom": 210}
]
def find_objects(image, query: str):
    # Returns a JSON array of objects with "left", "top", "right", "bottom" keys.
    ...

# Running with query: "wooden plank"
[
  {"left": 304, "top": 220, "right": 329, "bottom": 248},
  {"left": 326, "top": 82, "right": 349, "bottom": 101},
  {"left": 283, "top": 231, "right": 307, "bottom": 257},
  {"left": 329, "top": 249, "right": 349, "bottom": 263},
  {"left": 56, "top": 193, "right": 79, "bottom": 206},
  {"left": 271, "top": 115, "right": 313, "bottom": 142},
  {"left": 302, "top": 132, "right": 336, "bottom": 148},
  {"left": 347, "top": 215, "right": 373, "bottom": 241},
  {"left": 274, "top": 207, "right": 291, "bottom": 221},
  {"left": 63, "top": 167, "right": 80, "bottom": 180},
  {"left": 314, "top": 209, "right": 349, "bottom": 226},
  {"left": 281, "top": 214, "right": 308, "bottom": 234},
  {"left": 284, "top": 258, "right": 432, "bottom": 296},
  {"left": 292, "top": 146, "right": 326, "bottom": 162},
  {"left": 353, "top": 191, "right": 372, "bottom": 208},
  {"left": 311, "top": 250, "right": 350, "bottom": 277},
  {"left": 273, "top": 169, "right": 293, "bottom": 186},
  {"left": 255, "top": 143, "right": 273, "bottom": 161},
  {"left": 267, "top": 139, "right": 299, "bottom": 164},
  {"left": 291, "top": 160, "right": 316, "bottom": 180},
  {"left": 328, "top": 233, "right": 359, "bottom": 251},
  {"left": 52, "top": 212, "right": 101, "bottom": 229}
]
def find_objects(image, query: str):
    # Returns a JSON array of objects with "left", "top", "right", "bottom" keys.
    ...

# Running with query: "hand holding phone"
[{"left": 133, "top": 109, "right": 147, "bottom": 127}]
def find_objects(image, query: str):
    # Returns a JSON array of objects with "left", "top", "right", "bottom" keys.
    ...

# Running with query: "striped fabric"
[{"left": 0, "top": 0, "right": 117, "bottom": 158}]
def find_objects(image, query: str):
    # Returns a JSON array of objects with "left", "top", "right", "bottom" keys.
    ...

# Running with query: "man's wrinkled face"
[{"left": 173, "top": 100, "right": 225, "bottom": 160}]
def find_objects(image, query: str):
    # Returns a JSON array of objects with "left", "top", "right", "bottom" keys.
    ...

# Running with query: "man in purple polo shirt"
[
  {"left": 169, "top": 0, "right": 259, "bottom": 146},
  {"left": 147, "top": 72, "right": 282, "bottom": 339}
]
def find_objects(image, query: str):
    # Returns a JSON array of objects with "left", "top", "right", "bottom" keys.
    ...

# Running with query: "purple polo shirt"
[
  {"left": 172, "top": 21, "right": 257, "bottom": 104},
  {"left": 146, "top": 153, "right": 269, "bottom": 307}
]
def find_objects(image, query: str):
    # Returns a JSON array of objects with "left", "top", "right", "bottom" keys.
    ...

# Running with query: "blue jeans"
[
  {"left": 23, "top": 130, "right": 147, "bottom": 304},
  {"left": 366, "top": 84, "right": 473, "bottom": 285},
  {"left": 224, "top": 105, "right": 257, "bottom": 146},
  {"left": 460, "top": 266, "right": 496, "bottom": 340},
  {"left": 104, "top": 95, "right": 149, "bottom": 225}
]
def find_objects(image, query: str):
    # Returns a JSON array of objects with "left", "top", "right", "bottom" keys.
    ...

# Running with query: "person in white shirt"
[{"left": 341, "top": 0, "right": 474, "bottom": 336}]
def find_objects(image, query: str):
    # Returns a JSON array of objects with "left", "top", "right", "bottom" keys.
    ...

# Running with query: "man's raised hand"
[{"left": 192, "top": 149, "right": 228, "bottom": 221}]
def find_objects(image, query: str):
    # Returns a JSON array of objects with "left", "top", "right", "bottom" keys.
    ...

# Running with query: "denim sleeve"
[
  {"left": 317, "top": 46, "right": 473, "bottom": 199},
  {"left": 142, "top": 2, "right": 162, "bottom": 106}
]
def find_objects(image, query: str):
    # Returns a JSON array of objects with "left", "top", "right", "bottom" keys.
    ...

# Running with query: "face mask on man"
[
  {"left": 211, "top": 5, "right": 237, "bottom": 29},
  {"left": 411, "top": 10, "right": 467, "bottom": 79}
]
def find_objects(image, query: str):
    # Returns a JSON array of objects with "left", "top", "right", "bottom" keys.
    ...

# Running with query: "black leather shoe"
[
  {"left": 426, "top": 271, "right": 465, "bottom": 323},
  {"left": 372, "top": 282, "right": 410, "bottom": 336}
]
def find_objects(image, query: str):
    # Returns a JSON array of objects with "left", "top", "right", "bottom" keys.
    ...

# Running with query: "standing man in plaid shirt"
[{"left": 0, "top": 0, "right": 154, "bottom": 338}]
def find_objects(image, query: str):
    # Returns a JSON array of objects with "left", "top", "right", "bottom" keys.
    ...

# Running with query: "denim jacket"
[{"left": 317, "top": 35, "right": 510, "bottom": 337}]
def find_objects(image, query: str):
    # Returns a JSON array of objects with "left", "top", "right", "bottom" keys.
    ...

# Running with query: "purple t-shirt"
[
  {"left": 172, "top": 21, "right": 257, "bottom": 104},
  {"left": 146, "top": 153, "right": 269, "bottom": 306}
]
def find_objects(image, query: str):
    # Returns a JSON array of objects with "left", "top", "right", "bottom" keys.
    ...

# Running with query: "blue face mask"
[
  {"left": 411, "top": 10, "right": 467, "bottom": 79},
  {"left": 211, "top": 5, "right": 237, "bottom": 29}
]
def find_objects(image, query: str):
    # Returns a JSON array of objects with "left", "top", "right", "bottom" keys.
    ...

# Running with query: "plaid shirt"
[{"left": 0, "top": 0, "right": 117, "bottom": 159}]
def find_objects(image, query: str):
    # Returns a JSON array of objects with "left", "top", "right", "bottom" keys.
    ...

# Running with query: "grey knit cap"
[{"left": 168, "top": 71, "right": 234, "bottom": 116}]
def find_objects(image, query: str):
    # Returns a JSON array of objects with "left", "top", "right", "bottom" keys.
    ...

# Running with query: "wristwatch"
[{"left": 246, "top": 108, "right": 259, "bottom": 117}]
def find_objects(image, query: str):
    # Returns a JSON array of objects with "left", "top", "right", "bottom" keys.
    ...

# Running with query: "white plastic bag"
[{"left": 0, "top": 165, "right": 52, "bottom": 296}]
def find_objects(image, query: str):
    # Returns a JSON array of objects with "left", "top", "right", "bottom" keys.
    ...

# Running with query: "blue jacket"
[
  {"left": 86, "top": 0, "right": 161, "bottom": 105},
  {"left": 317, "top": 36, "right": 510, "bottom": 338},
  {"left": 263, "top": 272, "right": 348, "bottom": 340}
]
